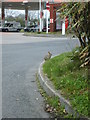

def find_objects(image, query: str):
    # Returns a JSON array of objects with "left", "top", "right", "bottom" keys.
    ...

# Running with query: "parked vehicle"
[
  {"left": 1, "top": 21, "right": 22, "bottom": 32},
  {"left": 24, "top": 25, "right": 33, "bottom": 32},
  {"left": 0, "top": 21, "right": 2, "bottom": 32},
  {"left": 0, "top": 21, "right": 1, "bottom": 27},
  {"left": 42, "top": 25, "right": 50, "bottom": 32},
  {"left": 30, "top": 25, "right": 39, "bottom": 32},
  {"left": 24, "top": 25, "right": 39, "bottom": 32}
]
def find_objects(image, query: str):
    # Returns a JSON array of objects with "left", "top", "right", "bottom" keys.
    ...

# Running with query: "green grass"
[
  {"left": 43, "top": 50, "right": 88, "bottom": 117},
  {"left": 20, "top": 29, "right": 24, "bottom": 33},
  {"left": 36, "top": 73, "right": 74, "bottom": 118},
  {"left": 24, "top": 31, "right": 75, "bottom": 37}
]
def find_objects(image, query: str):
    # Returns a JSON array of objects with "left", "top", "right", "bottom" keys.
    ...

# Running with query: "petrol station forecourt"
[{"left": 0, "top": 0, "right": 66, "bottom": 34}]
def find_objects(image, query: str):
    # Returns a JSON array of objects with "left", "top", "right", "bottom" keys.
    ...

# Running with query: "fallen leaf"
[
  {"left": 63, "top": 109, "right": 67, "bottom": 114},
  {"left": 46, "top": 104, "right": 49, "bottom": 109}
]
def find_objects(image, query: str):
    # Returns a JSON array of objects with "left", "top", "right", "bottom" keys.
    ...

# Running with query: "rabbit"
[{"left": 44, "top": 51, "right": 52, "bottom": 61}]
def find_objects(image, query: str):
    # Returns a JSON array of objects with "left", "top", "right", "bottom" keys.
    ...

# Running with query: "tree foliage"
[{"left": 58, "top": 2, "right": 90, "bottom": 67}]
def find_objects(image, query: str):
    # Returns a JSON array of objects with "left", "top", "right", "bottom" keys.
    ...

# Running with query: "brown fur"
[{"left": 44, "top": 51, "right": 52, "bottom": 61}]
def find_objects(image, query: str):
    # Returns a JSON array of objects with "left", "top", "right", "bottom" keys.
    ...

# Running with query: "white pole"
[
  {"left": 46, "top": 10, "right": 48, "bottom": 34},
  {"left": 62, "top": 19, "right": 65, "bottom": 35},
  {"left": 46, "top": 0, "right": 49, "bottom": 34},
  {"left": 39, "top": 0, "right": 42, "bottom": 32}
]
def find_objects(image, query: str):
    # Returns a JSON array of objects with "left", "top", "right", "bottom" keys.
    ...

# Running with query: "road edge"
[
  {"left": 38, "top": 60, "right": 80, "bottom": 117},
  {"left": 38, "top": 58, "right": 89, "bottom": 119},
  {"left": 23, "top": 33, "right": 77, "bottom": 39}
]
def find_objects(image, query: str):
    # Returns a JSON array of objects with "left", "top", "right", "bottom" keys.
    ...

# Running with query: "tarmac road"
[{"left": 1, "top": 32, "right": 79, "bottom": 118}]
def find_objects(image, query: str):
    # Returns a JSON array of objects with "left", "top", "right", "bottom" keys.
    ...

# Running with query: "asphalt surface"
[
  {"left": 0, "top": 33, "right": 2, "bottom": 119},
  {"left": 1, "top": 32, "right": 80, "bottom": 118}
]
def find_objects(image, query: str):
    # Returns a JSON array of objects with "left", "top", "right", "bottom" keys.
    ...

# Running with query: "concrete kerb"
[
  {"left": 38, "top": 56, "right": 80, "bottom": 117},
  {"left": 23, "top": 33, "right": 77, "bottom": 39},
  {"left": 23, "top": 33, "right": 62, "bottom": 38}
]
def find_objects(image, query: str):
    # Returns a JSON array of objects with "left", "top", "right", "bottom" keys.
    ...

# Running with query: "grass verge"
[
  {"left": 24, "top": 31, "right": 76, "bottom": 37},
  {"left": 43, "top": 49, "right": 88, "bottom": 117},
  {"left": 36, "top": 73, "right": 74, "bottom": 118}
]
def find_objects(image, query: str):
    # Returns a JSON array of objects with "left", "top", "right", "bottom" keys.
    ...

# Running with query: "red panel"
[
  {"left": 46, "top": 1, "right": 50, "bottom": 10},
  {"left": 25, "top": 15, "right": 27, "bottom": 20},
  {"left": 65, "top": 17, "right": 69, "bottom": 30}
]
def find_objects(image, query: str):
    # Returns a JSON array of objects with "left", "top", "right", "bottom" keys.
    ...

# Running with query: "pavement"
[{"left": 0, "top": 32, "right": 79, "bottom": 118}]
